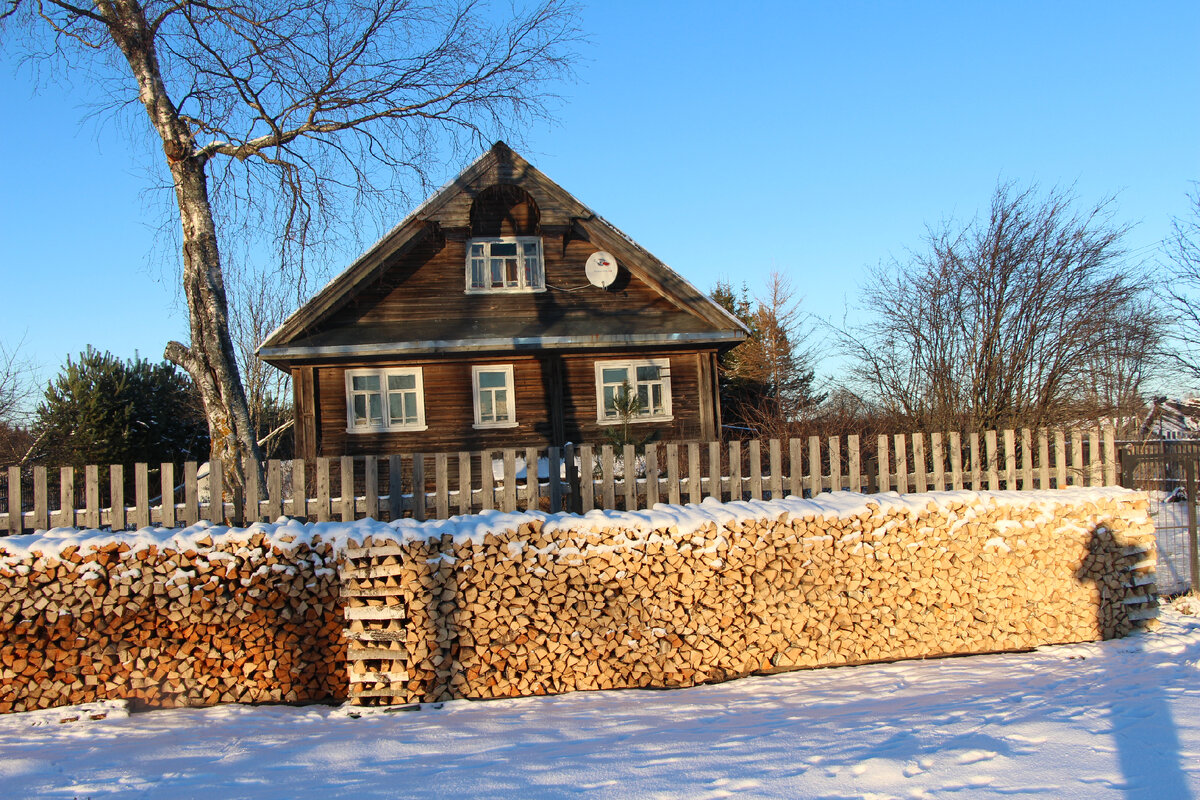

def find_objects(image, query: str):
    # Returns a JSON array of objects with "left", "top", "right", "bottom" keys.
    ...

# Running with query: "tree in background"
[
  {"left": 0, "top": 339, "right": 37, "bottom": 467},
  {"left": 841, "top": 183, "right": 1161, "bottom": 433},
  {"left": 712, "top": 271, "right": 825, "bottom": 438},
  {"left": 32, "top": 348, "right": 208, "bottom": 470},
  {"left": 1161, "top": 187, "right": 1200, "bottom": 392},
  {"left": 1, "top": 1, "right": 579, "bottom": 501}
]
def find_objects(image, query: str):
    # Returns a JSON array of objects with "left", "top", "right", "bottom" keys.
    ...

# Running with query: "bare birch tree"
[
  {"left": 1161, "top": 188, "right": 1200, "bottom": 390},
  {"left": 842, "top": 183, "right": 1161, "bottom": 433},
  {"left": 1, "top": 0, "right": 578, "bottom": 497}
]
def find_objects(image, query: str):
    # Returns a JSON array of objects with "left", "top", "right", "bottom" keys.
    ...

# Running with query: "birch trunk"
[{"left": 99, "top": 0, "right": 262, "bottom": 502}]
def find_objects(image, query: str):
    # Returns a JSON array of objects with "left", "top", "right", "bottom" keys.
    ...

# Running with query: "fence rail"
[{"left": 1, "top": 425, "right": 1120, "bottom": 534}]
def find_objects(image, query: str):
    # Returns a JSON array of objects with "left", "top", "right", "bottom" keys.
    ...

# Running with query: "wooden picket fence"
[{"left": 0, "top": 425, "right": 1120, "bottom": 535}]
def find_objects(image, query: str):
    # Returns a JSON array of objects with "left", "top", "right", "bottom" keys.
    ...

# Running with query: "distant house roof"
[
  {"left": 1139, "top": 398, "right": 1200, "bottom": 440},
  {"left": 258, "top": 142, "right": 747, "bottom": 364}
]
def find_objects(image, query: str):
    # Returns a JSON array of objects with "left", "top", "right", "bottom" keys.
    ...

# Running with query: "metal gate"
[{"left": 1119, "top": 441, "right": 1200, "bottom": 595}]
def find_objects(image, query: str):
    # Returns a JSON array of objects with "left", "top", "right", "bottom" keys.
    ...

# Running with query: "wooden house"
[{"left": 258, "top": 142, "right": 748, "bottom": 460}]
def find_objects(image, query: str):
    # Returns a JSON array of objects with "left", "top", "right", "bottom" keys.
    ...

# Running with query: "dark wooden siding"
[{"left": 310, "top": 349, "right": 712, "bottom": 457}]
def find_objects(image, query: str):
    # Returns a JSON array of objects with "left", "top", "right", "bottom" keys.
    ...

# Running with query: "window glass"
[
  {"left": 466, "top": 237, "right": 544, "bottom": 292},
  {"left": 353, "top": 375, "right": 380, "bottom": 392},
  {"left": 473, "top": 365, "right": 516, "bottom": 427},
  {"left": 479, "top": 370, "right": 507, "bottom": 389},
  {"left": 347, "top": 369, "right": 424, "bottom": 432},
  {"left": 595, "top": 359, "right": 671, "bottom": 421}
]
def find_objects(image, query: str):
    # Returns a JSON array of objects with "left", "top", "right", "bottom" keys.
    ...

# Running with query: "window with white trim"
[
  {"left": 466, "top": 236, "right": 544, "bottom": 292},
  {"left": 472, "top": 365, "right": 517, "bottom": 428},
  {"left": 595, "top": 358, "right": 672, "bottom": 423},
  {"left": 345, "top": 368, "right": 426, "bottom": 433}
]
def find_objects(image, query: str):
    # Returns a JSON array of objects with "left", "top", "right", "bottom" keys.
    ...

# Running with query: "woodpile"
[
  {"left": 342, "top": 490, "right": 1157, "bottom": 706},
  {"left": 0, "top": 488, "right": 1157, "bottom": 715},
  {"left": 0, "top": 532, "right": 345, "bottom": 714}
]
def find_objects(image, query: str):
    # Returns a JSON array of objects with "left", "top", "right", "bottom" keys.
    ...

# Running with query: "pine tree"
[{"left": 33, "top": 348, "right": 209, "bottom": 469}]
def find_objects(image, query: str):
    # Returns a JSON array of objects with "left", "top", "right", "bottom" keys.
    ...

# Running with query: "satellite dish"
[{"left": 585, "top": 251, "right": 619, "bottom": 289}]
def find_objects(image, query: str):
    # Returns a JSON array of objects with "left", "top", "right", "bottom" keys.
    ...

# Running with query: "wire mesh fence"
[{"left": 1119, "top": 440, "right": 1200, "bottom": 595}]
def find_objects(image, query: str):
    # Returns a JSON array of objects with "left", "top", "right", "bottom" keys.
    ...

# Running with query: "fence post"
[
  {"left": 7, "top": 466, "right": 20, "bottom": 534},
  {"left": 566, "top": 443, "right": 580, "bottom": 513}
]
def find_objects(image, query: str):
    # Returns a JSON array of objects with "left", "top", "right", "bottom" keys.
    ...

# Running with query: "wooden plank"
[
  {"left": 645, "top": 443, "right": 659, "bottom": 506},
  {"left": 808, "top": 436, "right": 820, "bottom": 496},
  {"left": 316, "top": 457, "right": 331, "bottom": 522},
  {"left": 1020, "top": 429, "right": 1033, "bottom": 490},
  {"left": 1003, "top": 429, "right": 1016, "bottom": 490},
  {"left": 1089, "top": 428, "right": 1101, "bottom": 487},
  {"left": 412, "top": 454, "right": 427, "bottom": 520},
  {"left": 828, "top": 437, "right": 842, "bottom": 492},
  {"left": 160, "top": 462, "right": 175, "bottom": 528},
  {"left": 728, "top": 440, "right": 742, "bottom": 501},
  {"left": 1054, "top": 429, "right": 1067, "bottom": 488},
  {"left": 135, "top": 463, "right": 150, "bottom": 529},
  {"left": 84, "top": 464, "right": 100, "bottom": 529},
  {"left": 1071, "top": 432, "right": 1084, "bottom": 487},
  {"left": 361, "top": 456, "right": 377, "bottom": 519},
  {"left": 930, "top": 433, "right": 945, "bottom": 491},
  {"left": 709, "top": 441, "right": 722, "bottom": 501},
  {"left": 985, "top": 430, "right": 999, "bottom": 490},
  {"left": 179, "top": 462, "right": 191, "bottom": 527},
  {"left": 601, "top": 445, "right": 616, "bottom": 510},
  {"left": 565, "top": 443, "right": 579, "bottom": 513},
  {"left": 748, "top": 440, "right": 763, "bottom": 500},
  {"left": 769, "top": 439, "right": 783, "bottom": 499},
  {"left": 623, "top": 444, "right": 637, "bottom": 510},
  {"left": 268, "top": 460, "right": 284, "bottom": 520},
  {"left": 949, "top": 432, "right": 963, "bottom": 491},
  {"left": 388, "top": 455, "right": 403, "bottom": 519},
  {"left": 666, "top": 443, "right": 680, "bottom": 505},
  {"left": 878, "top": 434, "right": 890, "bottom": 493},
  {"left": 580, "top": 444, "right": 595, "bottom": 511},
  {"left": 847, "top": 435, "right": 861, "bottom": 493},
  {"left": 688, "top": 442, "right": 702, "bottom": 504},
  {"left": 548, "top": 447, "right": 562, "bottom": 513},
  {"left": 7, "top": 466, "right": 20, "bottom": 534},
  {"left": 893, "top": 435, "right": 908, "bottom": 493},
  {"left": 911, "top": 433, "right": 926, "bottom": 493},
  {"left": 33, "top": 465, "right": 48, "bottom": 531},
  {"left": 293, "top": 458, "right": 308, "bottom": 520},
  {"left": 503, "top": 449, "right": 518, "bottom": 512},
  {"left": 1038, "top": 429, "right": 1051, "bottom": 490},
  {"left": 59, "top": 466, "right": 74, "bottom": 528},
  {"left": 458, "top": 451, "right": 473, "bottom": 514},
  {"left": 435, "top": 453, "right": 450, "bottom": 519},
  {"left": 790, "top": 438, "right": 803, "bottom": 498},
  {"left": 480, "top": 451, "right": 494, "bottom": 511},
  {"left": 969, "top": 433, "right": 981, "bottom": 491},
  {"left": 344, "top": 605, "right": 409, "bottom": 621},
  {"left": 340, "top": 456, "right": 355, "bottom": 521},
  {"left": 1103, "top": 426, "right": 1117, "bottom": 486},
  {"left": 527, "top": 446, "right": 542, "bottom": 510}
]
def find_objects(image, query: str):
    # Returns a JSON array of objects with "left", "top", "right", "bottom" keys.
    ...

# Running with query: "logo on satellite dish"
[{"left": 585, "top": 251, "right": 618, "bottom": 289}]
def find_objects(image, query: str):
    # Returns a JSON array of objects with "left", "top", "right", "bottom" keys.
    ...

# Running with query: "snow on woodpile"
[{"left": 0, "top": 487, "right": 1157, "bottom": 714}]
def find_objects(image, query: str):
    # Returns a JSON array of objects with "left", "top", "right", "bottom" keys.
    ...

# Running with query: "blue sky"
[{"left": 1, "top": 1, "right": 1197, "bottom": 394}]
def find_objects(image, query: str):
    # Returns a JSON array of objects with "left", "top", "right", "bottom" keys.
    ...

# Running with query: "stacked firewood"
[
  {"left": 0, "top": 532, "right": 345, "bottom": 713},
  {"left": 343, "top": 491, "right": 1157, "bottom": 705}
]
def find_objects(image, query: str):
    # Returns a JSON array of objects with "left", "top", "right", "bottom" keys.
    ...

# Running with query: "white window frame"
[
  {"left": 472, "top": 364, "right": 519, "bottom": 429},
  {"left": 464, "top": 236, "right": 545, "bottom": 293},
  {"left": 594, "top": 358, "right": 673, "bottom": 424},
  {"left": 344, "top": 367, "right": 427, "bottom": 433}
]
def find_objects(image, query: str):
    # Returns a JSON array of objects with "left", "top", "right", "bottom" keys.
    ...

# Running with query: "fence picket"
[
  {"left": 548, "top": 447, "right": 562, "bottom": 513},
  {"left": 878, "top": 434, "right": 890, "bottom": 493},
  {"left": 748, "top": 440, "right": 763, "bottom": 500},
  {"left": 565, "top": 444, "right": 579, "bottom": 513},
  {"left": 1021, "top": 429, "right": 1033, "bottom": 490},
  {"left": 364, "top": 457, "right": 378, "bottom": 519},
  {"left": 182, "top": 463, "right": 195, "bottom": 526},
  {"left": 85, "top": 465, "right": 100, "bottom": 529},
  {"left": 480, "top": 451, "right": 494, "bottom": 511},
  {"left": 503, "top": 449, "right": 518, "bottom": 512},
  {"left": 729, "top": 441, "right": 742, "bottom": 502},
  {"left": 1071, "top": 433, "right": 1084, "bottom": 487},
  {"left": 315, "top": 458, "right": 330, "bottom": 522},
  {"left": 912, "top": 433, "right": 926, "bottom": 493},
  {"left": 458, "top": 451, "right": 473, "bottom": 514},
  {"left": 580, "top": 445, "right": 595, "bottom": 511},
  {"left": 1089, "top": 428, "right": 1101, "bottom": 487},
  {"left": 969, "top": 433, "right": 981, "bottom": 491},
  {"left": 1103, "top": 427, "right": 1117, "bottom": 486},
  {"left": 1054, "top": 430, "right": 1067, "bottom": 489},
  {"left": 436, "top": 453, "right": 450, "bottom": 518},
  {"left": 601, "top": 446, "right": 615, "bottom": 510},
  {"left": 268, "top": 460, "right": 283, "bottom": 520},
  {"left": 7, "top": 466, "right": 21, "bottom": 534},
  {"left": 1038, "top": 430, "right": 1050, "bottom": 490},
  {"left": 985, "top": 430, "right": 999, "bottom": 491},
  {"left": 134, "top": 463, "right": 149, "bottom": 529},
  {"left": 34, "top": 466, "right": 48, "bottom": 531},
  {"left": 930, "top": 433, "right": 945, "bottom": 491},
  {"left": 790, "top": 438, "right": 803, "bottom": 498},
  {"left": 808, "top": 436, "right": 820, "bottom": 496},
  {"left": 894, "top": 435, "right": 908, "bottom": 493},
  {"left": 828, "top": 437, "right": 841, "bottom": 493},
  {"left": 413, "top": 454, "right": 427, "bottom": 520},
  {"left": 847, "top": 435, "right": 860, "bottom": 493},
  {"left": 769, "top": 439, "right": 783, "bottom": 499},
  {"left": 387, "top": 455, "right": 402, "bottom": 519},
  {"left": 666, "top": 443, "right": 680, "bottom": 505},
  {"left": 59, "top": 467, "right": 74, "bottom": 528},
  {"left": 1003, "top": 429, "right": 1016, "bottom": 489},
  {"left": 160, "top": 463, "right": 175, "bottom": 528},
  {"left": 209, "top": 460, "right": 223, "bottom": 524},
  {"left": 709, "top": 441, "right": 722, "bottom": 502},
  {"left": 293, "top": 459, "right": 308, "bottom": 520},
  {"left": 949, "top": 432, "right": 963, "bottom": 490},
  {"left": 340, "top": 456, "right": 355, "bottom": 522},
  {"left": 645, "top": 443, "right": 659, "bottom": 506},
  {"left": 688, "top": 442, "right": 702, "bottom": 504}
]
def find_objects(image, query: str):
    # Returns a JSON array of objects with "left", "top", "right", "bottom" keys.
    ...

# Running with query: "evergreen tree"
[{"left": 33, "top": 348, "right": 209, "bottom": 468}]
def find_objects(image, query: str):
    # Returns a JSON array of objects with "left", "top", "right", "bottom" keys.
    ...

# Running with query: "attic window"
[{"left": 466, "top": 236, "right": 544, "bottom": 293}]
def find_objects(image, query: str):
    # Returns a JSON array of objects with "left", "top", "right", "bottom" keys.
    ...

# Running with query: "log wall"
[{"left": 0, "top": 488, "right": 1157, "bottom": 714}]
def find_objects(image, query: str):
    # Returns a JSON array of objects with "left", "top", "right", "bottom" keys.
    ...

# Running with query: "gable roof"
[{"left": 258, "top": 142, "right": 748, "bottom": 363}]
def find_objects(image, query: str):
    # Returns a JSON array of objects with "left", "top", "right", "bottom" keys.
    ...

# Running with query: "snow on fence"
[{"left": 0, "top": 425, "right": 1120, "bottom": 535}]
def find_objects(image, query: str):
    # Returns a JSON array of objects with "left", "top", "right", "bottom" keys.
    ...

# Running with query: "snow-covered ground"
[{"left": 3, "top": 608, "right": 1199, "bottom": 799}]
